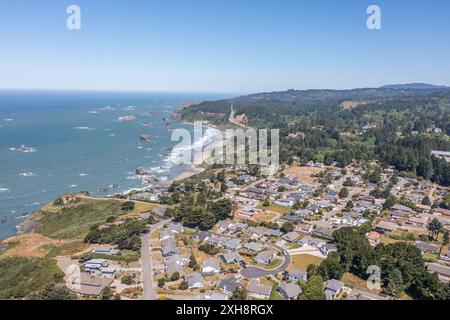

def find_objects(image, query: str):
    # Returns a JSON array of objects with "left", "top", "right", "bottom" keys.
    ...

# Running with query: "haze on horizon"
[{"left": 0, "top": 0, "right": 449, "bottom": 93}]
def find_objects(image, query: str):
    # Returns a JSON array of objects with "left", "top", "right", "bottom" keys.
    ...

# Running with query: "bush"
[
  {"left": 179, "top": 280, "right": 189, "bottom": 290},
  {"left": 171, "top": 272, "right": 180, "bottom": 281},
  {"left": 157, "top": 278, "right": 166, "bottom": 288},
  {"left": 121, "top": 274, "right": 134, "bottom": 285}
]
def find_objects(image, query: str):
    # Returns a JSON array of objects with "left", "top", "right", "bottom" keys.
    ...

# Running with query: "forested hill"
[
  {"left": 181, "top": 87, "right": 450, "bottom": 186},
  {"left": 182, "top": 84, "right": 450, "bottom": 124}
]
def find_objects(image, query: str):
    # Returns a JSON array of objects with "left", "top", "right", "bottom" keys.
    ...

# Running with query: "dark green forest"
[{"left": 182, "top": 88, "right": 450, "bottom": 185}]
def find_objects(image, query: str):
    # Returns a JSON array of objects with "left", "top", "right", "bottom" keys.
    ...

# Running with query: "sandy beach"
[{"left": 172, "top": 164, "right": 205, "bottom": 182}]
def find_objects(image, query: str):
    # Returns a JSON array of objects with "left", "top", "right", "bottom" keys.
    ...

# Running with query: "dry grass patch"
[
  {"left": 288, "top": 254, "right": 323, "bottom": 271},
  {"left": 1, "top": 234, "right": 60, "bottom": 258},
  {"left": 341, "top": 273, "right": 379, "bottom": 291},
  {"left": 257, "top": 204, "right": 291, "bottom": 215},
  {"left": 253, "top": 211, "right": 277, "bottom": 222},
  {"left": 283, "top": 166, "right": 324, "bottom": 184}
]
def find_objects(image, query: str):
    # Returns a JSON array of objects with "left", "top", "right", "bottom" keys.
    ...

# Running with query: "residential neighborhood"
[{"left": 45, "top": 161, "right": 450, "bottom": 300}]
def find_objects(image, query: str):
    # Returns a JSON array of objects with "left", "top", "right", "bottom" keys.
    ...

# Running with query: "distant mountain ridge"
[
  {"left": 379, "top": 83, "right": 448, "bottom": 89},
  {"left": 180, "top": 84, "right": 450, "bottom": 126}
]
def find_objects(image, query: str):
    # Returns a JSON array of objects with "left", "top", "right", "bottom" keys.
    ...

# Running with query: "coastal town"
[{"left": 3, "top": 155, "right": 448, "bottom": 301}]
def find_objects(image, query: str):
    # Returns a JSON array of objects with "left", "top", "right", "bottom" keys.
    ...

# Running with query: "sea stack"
[
  {"left": 139, "top": 135, "right": 151, "bottom": 142},
  {"left": 135, "top": 167, "right": 149, "bottom": 176}
]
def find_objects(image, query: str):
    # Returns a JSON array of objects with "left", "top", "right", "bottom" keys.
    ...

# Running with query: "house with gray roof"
[
  {"left": 73, "top": 273, "right": 113, "bottom": 297},
  {"left": 193, "top": 231, "right": 210, "bottom": 242},
  {"left": 415, "top": 241, "right": 441, "bottom": 255},
  {"left": 375, "top": 221, "right": 398, "bottom": 233},
  {"left": 166, "top": 254, "right": 184, "bottom": 266},
  {"left": 317, "top": 200, "right": 333, "bottom": 208},
  {"left": 225, "top": 238, "right": 242, "bottom": 250},
  {"left": 217, "top": 221, "right": 232, "bottom": 232},
  {"left": 278, "top": 282, "right": 302, "bottom": 300},
  {"left": 228, "top": 222, "right": 248, "bottom": 233},
  {"left": 186, "top": 272, "right": 204, "bottom": 289},
  {"left": 320, "top": 243, "right": 338, "bottom": 256},
  {"left": 84, "top": 259, "right": 108, "bottom": 275},
  {"left": 295, "top": 223, "right": 313, "bottom": 234},
  {"left": 255, "top": 250, "right": 276, "bottom": 265},
  {"left": 264, "top": 229, "right": 283, "bottom": 238},
  {"left": 207, "top": 235, "right": 228, "bottom": 246},
  {"left": 246, "top": 226, "right": 264, "bottom": 238},
  {"left": 299, "top": 236, "right": 326, "bottom": 248},
  {"left": 324, "top": 279, "right": 344, "bottom": 300},
  {"left": 243, "top": 242, "right": 265, "bottom": 252},
  {"left": 247, "top": 279, "right": 272, "bottom": 299},
  {"left": 274, "top": 198, "right": 296, "bottom": 207},
  {"left": 313, "top": 226, "right": 334, "bottom": 239},
  {"left": 202, "top": 258, "right": 221, "bottom": 275},
  {"left": 392, "top": 204, "right": 414, "bottom": 214},
  {"left": 281, "top": 215, "right": 303, "bottom": 222},
  {"left": 165, "top": 260, "right": 183, "bottom": 275},
  {"left": 161, "top": 238, "right": 178, "bottom": 257},
  {"left": 219, "top": 277, "right": 242, "bottom": 295},
  {"left": 221, "top": 252, "right": 243, "bottom": 264},
  {"left": 286, "top": 269, "right": 307, "bottom": 283},
  {"left": 283, "top": 231, "right": 300, "bottom": 243}
]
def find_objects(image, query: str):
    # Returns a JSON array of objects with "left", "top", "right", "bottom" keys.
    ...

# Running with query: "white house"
[{"left": 202, "top": 258, "right": 221, "bottom": 275}]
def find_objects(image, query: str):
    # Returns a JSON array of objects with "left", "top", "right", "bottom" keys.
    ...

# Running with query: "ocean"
[{"left": 0, "top": 90, "right": 230, "bottom": 240}]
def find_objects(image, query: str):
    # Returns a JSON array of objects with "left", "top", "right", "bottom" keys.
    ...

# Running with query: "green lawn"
[
  {"left": 269, "top": 283, "right": 284, "bottom": 300},
  {"left": 35, "top": 199, "right": 124, "bottom": 239},
  {"left": 423, "top": 253, "right": 438, "bottom": 263}
]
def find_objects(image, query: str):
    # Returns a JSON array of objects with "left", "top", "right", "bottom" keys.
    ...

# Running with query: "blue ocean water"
[{"left": 0, "top": 90, "right": 229, "bottom": 240}]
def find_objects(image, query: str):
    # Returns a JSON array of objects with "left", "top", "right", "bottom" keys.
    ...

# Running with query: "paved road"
[
  {"left": 229, "top": 105, "right": 250, "bottom": 129},
  {"left": 140, "top": 232, "right": 155, "bottom": 300},
  {"left": 140, "top": 219, "right": 171, "bottom": 300},
  {"left": 240, "top": 242, "right": 291, "bottom": 278},
  {"left": 208, "top": 231, "right": 291, "bottom": 279}
]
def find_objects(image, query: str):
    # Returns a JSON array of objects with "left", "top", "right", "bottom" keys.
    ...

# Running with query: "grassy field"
[
  {"left": 1, "top": 234, "right": 58, "bottom": 258},
  {"left": 287, "top": 254, "right": 324, "bottom": 271},
  {"left": 257, "top": 204, "right": 291, "bottom": 215},
  {"left": 0, "top": 256, "right": 63, "bottom": 299},
  {"left": 282, "top": 165, "right": 325, "bottom": 184},
  {"left": 341, "top": 273, "right": 377, "bottom": 291},
  {"left": 73, "top": 250, "right": 140, "bottom": 263},
  {"left": 34, "top": 198, "right": 124, "bottom": 239}
]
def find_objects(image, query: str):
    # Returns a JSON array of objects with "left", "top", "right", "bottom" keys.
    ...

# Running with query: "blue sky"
[{"left": 0, "top": 0, "right": 449, "bottom": 93}]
